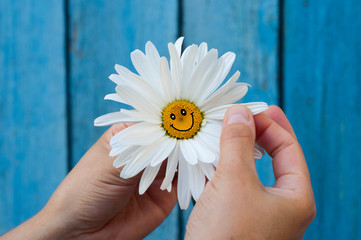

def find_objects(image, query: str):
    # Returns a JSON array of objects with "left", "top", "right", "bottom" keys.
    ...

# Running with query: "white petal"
[
  {"left": 205, "top": 119, "right": 223, "bottom": 125},
  {"left": 109, "top": 74, "right": 123, "bottom": 85},
  {"left": 255, "top": 142, "right": 265, "bottom": 155},
  {"left": 202, "top": 122, "right": 222, "bottom": 138},
  {"left": 205, "top": 103, "right": 267, "bottom": 121},
  {"left": 168, "top": 43, "right": 182, "bottom": 98},
  {"left": 197, "top": 131, "right": 220, "bottom": 154},
  {"left": 189, "top": 138, "right": 216, "bottom": 163},
  {"left": 120, "top": 109, "right": 159, "bottom": 124},
  {"left": 241, "top": 102, "right": 269, "bottom": 115},
  {"left": 116, "top": 85, "right": 161, "bottom": 121},
  {"left": 207, "top": 102, "right": 271, "bottom": 120},
  {"left": 110, "top": 122, "right": 164, "bottom": 147},
  {"left": 128, "top": 72, "right": 166, "bottom": 106},
  {"left": 189, "top": 49, "right": 218, "bottom": 102},
  {"left": 180, "top": 140, "right": 198, "bottom": 165},
  {"left": 199, "top": 162, "right": 215, "bottom": 180},
  {"left": 196, "top": 59, "right": 226, "bottom": 105},
  {"left": 202, "top": 52, "right": 236, "bottom": 98},
  {"left": 110, "top": 144, "right": 132, "bottom": 157},
  {"left": 180, "top": 44, "right": 190, "bottom": 66},
  {"left": 113, "top": 154, "right": 132, "bottom": 168},
  {"left": 213, "top": 154, "right": 220, "bottom": 167},
  {"left": 130, "top": 49, "right": 161, "bottom": 89},
  {"left": 218, "top": 52, "right": 236, "bottom": 86},
  {"left": 110, "top": 72, "right": 139, "bottom": 90},
  {"left": 178, "top": 154, "right": 191, "bottom": 209},
  {"left": 104, "top": 93, "right": 124, "bottom": 103},
  {"left": 196, "top": 52, "right": 236, "bottom": 105},
  {"left": 174, "top": 37, "right": 184, "bottom": 56},
  {"left": 198, "top": 42, "right": 208, "bottom": 63},
  {"left": 160, "top": 57, "right": 174, "bottom": 101},
  {"left": 150, "top": 138, "right": 177, "bottom": 167},
  {"left": 200, "top": 71, "right": 241, "bottom": 112},
  {"left": 145, "top": 41, "right": 161, "bottom": 70},
  {"left": 161, "top": 142, "right": 180, "bottom": 190},
  {"left": 94, "top": 112, "right": 142, "bottom": 126},
  {"left": 205, "top": 104, "right": 233, "bottom": 120},
  {"left": 254, "top": 148, "right": 263, "bottom": 159},
  {"left": 208, "top": 83, "right": 249, "bottom": 107},
  {"left": 180, "top": 44, "right": 198, "bottom": 99},
  {"left": 139, "top": 163, "right": 161, "bottom": 194},
  {"left": 197, "top": 51, "right": 236, "bottom": 101},
  {"left": 204, "top": 83, "right": 248, "bottom": 112},
  {"left": 254, "top": 143, "right": 265, "bottom": 159},
  {"left": 120, "top": 137, "right": 167, "bottom": 178},
  {"left": 188, "top": 163, "right": 205, "bottom": 201},
  {"left": 130, "top": 50, "right": 147, "bottom": 74},
  {"left": 113, "top": 146, "right": 139, "bottom": 167},
  {"left": 114, "top": 64, "right": 131, "bottom": 80}
]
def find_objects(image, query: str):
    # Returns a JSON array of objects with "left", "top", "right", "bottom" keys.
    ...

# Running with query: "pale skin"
[{"left": 1, "top": 105, "right": 315, "bottom": 240}]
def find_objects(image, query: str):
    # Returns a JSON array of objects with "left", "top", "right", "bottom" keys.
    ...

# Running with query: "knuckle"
[
  {"left": 309, "top": 202, "right": 317, "bottom": 222},
  {"left": 270, "top": 137, "right": 300, "bottom": 158},
  {"left": 293, "top": 194, "right": 317, "bottom": 224},
  {"left": 302, "top": 197, "right": 316, "bottom": 223},
  {"left": 270, "top": 105, "right": 283, "bottom": 113}
]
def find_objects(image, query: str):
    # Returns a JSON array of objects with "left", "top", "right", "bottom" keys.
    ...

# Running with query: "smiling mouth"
[{"left": 171, "top": 113, "right": 194, "bottom": 132}]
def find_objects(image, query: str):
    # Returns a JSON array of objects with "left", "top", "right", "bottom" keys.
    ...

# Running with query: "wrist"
[
  {"left": 1, "top": 205, "right": 78, "bottom": 240},
  {"left": 34, "top": 207, "right": 74, "bottom": 240}
]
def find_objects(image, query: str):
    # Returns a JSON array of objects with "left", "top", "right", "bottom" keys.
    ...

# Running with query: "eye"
[
  {"left": 181, "top": 109, "right": 187, "bottom": 116},
  {"left": 170, "top": 113, "right": 176, "bottom": 120}
]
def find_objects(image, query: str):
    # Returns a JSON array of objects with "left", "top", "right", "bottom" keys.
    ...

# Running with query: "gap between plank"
[
  {"left": 278, "top": 0, "right": 284, "bottom": 109},
  {"left": 64, "top": 0, "right": 73, "bottom": 173}
]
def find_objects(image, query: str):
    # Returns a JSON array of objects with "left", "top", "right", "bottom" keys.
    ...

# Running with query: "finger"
[
  {"left": 73, "top": 123, "right": 142, "bottom": 186},
  {"left": 254, "top": 114, "right": 311, "bottom": 191},
  {"left": 262, "top": 105, "right": 296, "bottom": 138},
  {"left": 217, "top": 105, "right": 258, "bottom": 181},
  {"left": 92, "top": 123, "right": 129, "bottom": 160},
  {"left": 103, "top": 122, "right": 136, "bottom": 143}
]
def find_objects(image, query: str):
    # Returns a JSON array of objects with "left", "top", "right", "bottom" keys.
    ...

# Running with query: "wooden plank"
[
  {"left": 183, "top": 0, "right": 279, "bottom": 231},
  {"left": 0, "top": 0, "right": 67, "bottom": 234},
  {"left": 68, "top": 1, "right": 180, "bottom": 239},
  {"left": 283, "top": 0, "right": 361, "bottom": 239}
]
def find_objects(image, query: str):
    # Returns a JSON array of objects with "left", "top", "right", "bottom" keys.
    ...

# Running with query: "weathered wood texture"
[
  {"left": 0, "top": 0, "right": 67, "bottom": 233},
  {"left": 284, "top": 0, "right": 361, "bottom": 239},
  {"left": 1, "top": 0, "right": 361, "bottom": 238},
  {"left": 68, "top": 1, "right": 180, "bottom": 239}
]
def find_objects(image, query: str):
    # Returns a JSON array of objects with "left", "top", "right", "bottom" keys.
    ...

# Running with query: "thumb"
[{"left": 217, "top": 105, "right": 258, "bottom": 181}]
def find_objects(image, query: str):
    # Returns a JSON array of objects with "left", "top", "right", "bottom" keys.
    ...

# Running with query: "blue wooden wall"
[{"left": 0, "top": 0, "right": 360, "bottom": 239}]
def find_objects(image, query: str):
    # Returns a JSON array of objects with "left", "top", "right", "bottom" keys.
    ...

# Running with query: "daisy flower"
[{"left": 94, "top": 37, "right": 268, "bottom": 209}]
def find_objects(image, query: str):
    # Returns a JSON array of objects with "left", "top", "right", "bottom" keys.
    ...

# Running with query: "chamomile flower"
[{"left": 94, "top": 37, "right": 268, "bottom": 209}]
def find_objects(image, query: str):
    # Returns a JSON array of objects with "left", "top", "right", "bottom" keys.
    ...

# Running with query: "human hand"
[
  {"left": 185, "top": 105, "right": 316, "bottom": 239},
  {"left": 2, "top": 123, "right": 177, "bottom": 240}
]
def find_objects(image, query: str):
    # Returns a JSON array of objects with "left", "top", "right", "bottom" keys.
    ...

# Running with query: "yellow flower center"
[{"left": 162, "top": 100, "right": 203, "bottom": 139}]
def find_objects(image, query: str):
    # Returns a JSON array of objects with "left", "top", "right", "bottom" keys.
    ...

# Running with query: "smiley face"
[
  {"left": 162, "top": 100, "right": 203, "bottom": 139},
  {"left": 170, "top": 108, "right": 194, "bottom": 131}
]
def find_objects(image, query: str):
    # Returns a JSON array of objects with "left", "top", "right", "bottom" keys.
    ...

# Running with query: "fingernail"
[{"left": 226, "top": 106, "right": 250, "bottom": 125}]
